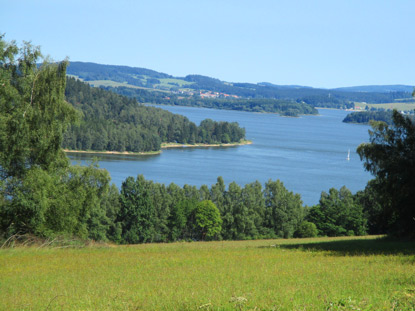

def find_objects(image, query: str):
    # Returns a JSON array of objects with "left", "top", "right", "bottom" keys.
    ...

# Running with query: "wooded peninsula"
[{"left": 63, "top": 77, "right": 247, "bottom": 153}]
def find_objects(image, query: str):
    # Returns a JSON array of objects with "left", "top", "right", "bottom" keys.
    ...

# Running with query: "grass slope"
[
  {"left": 80, "top": 79, "right": 172, "bottom": 93},
  {"left": 355, "top": 101, "right": 415, "bottom": 111},
  {"left": 1, "top": 236, "right": 414, "bottom": 310}
]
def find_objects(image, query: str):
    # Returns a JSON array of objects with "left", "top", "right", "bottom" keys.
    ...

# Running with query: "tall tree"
[
  {"left": 193, "top": 200, "right": 222, "bottom": 240},
  {"left": 264, "top": 180, "right": 305, "bottom": 238},
  {"left": 117, "top": 175, "right": 155, "bottom": 244},
  {"left": 307, "top": 187, "right": 367, "bottom": 237},
  {"left": 0, "top": 36, "right": 101, "bottom": 239},
  {"left": 0, "top": 37, "right": 77, "bottom": 180},
  {"left": 241, "top": 181, "right": 266, "bottom": 238},
  {"left": 357, "top": 110, "right": 415, "bottom": 237},
  {"left": 354, "top": 179, "right": 385, "bottom": 235},
  {"left": 224, "top": 182, "right": 249, "bottom": 240}
]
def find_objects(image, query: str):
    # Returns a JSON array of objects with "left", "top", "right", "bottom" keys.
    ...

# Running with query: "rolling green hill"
[
  {"left": 66, "top": 61, "right": 414, "bottom": 112},
  {"left": 333, "top": 84, "right": 414, "bottom": 93}
]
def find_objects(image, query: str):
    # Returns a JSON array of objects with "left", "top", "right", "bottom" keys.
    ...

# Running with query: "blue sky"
[{"left": 1, "top": 0, "right": 414, "bottom": 88}]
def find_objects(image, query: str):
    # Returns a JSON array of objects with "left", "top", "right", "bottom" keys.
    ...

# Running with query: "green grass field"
[
  {"left": 158, "top": 78, "right": 193, "bottom": 88},
  {"left": 355, "top": 101, "right": 415, "bottom": 111},
  {"left": 66, "top": 77, "right": 170, "bottom": 94},
  {"left": 85, "top": 80, "right": 169, "bottom": 92},
  {"left": 1, "top": 236, "right": 415, "bottom": 310},
  {"left": 84, "top": 77, "right": 192, "bottom": 92}
]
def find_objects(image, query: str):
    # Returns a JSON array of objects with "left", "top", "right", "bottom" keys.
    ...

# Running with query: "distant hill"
[
  {"left": 67, "top": 61, "right": 172, "bottom": 80},
  {"left": 66, "top": 61, "right": 414, "bottom": 110},
  {"left": 257, "top": 82, "right": 314, "bottom": 89},
  {"left": 333, "top": 85, "right": 414, "bottom": 93}
]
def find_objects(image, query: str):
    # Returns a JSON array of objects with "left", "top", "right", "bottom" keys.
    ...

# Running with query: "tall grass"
[{"left": 1, "top": 236, "right": 414, "bottom": 310}]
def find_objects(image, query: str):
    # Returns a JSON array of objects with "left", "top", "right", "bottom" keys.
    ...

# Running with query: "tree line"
[
  {"left": 104, "top": 85, "right": 318, "bottom": 117},
  {"left": 163, "top": 97, "right": 318, "bottom": 117},
  {"left": 0, "top": 164, "right": 371, "bottom": 243},
  {"left": 343, "top": 110, "right": 395, "bottom": 124},
  {"left": 111, "top": 82, "right": 410, "bottom": 113},
  {"left": 343, "top": 110, "right": 415, "bottom": 125},
  {"left": 115, "top": 175, "right": 374, "bottom": 243},
  {"left": 62, "top": 77, "right": 246, "bottom": 152}
]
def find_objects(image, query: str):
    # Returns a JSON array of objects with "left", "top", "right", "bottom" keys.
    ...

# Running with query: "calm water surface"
[{"left": 69, "top": 107, "right": 372, "bottom": 206}]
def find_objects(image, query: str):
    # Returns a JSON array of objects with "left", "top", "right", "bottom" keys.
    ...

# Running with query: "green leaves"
[
  {"left": 62, "top": 78, "right": 246, "bottom": 153},
  {"left": 0, "top": 37, "right": 77, "bottom": 180},
  {"left": 194, "top": 200, "right": 222, "bottom": 240},
  {"left": 306, "top": 186, "right": 367, "bottom": 237},
  {"left": 0, "top": 36, "right": 112, "bottom": 241},
  {"left": 264, "top": 179, "right": 305, "bottom": 238},
  {"left": 118, "top": 175, "right": 156, "bottom": 244},
  {"left": 357, "top": 110, "right": 415, "bottom": 237},
  {"left": 294, "top": 221, "right": 318, "bottom": 238}
]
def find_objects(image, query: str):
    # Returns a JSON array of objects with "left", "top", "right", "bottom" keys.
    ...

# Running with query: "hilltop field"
[{"left": 1, "top": 235, "right": 415, "bottom": 311}]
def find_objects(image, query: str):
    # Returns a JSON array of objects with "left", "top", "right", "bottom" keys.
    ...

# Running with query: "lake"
[{"left": 69, "top": 106, "right": 372, "bottom": 206}]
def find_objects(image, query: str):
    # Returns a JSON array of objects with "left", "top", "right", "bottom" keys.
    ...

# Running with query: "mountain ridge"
[{"left": 67, "top": 61, "right": 413, "bottom": 93}]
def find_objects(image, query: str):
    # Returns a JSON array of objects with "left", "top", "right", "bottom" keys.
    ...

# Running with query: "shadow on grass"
[{"left": 276, "top": 236, "right": 415, "bottom": 257}]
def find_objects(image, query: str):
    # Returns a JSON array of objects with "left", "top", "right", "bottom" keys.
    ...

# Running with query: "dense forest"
[
  {"left": 343, "top": 110, "right": 415, "bottom": 124},
  {"left": 2, "top": 38, "right": 414, "bottom": 245},
  {"left": 343, "top": 111, "right": 395, "bottom": 124},
  {"left": 62, "top": 78, "right": 246, "bottom": 152}
]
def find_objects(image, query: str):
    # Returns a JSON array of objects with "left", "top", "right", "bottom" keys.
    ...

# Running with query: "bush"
[{"left": 294, "top": 221, "right": 318, "bottom": 238}]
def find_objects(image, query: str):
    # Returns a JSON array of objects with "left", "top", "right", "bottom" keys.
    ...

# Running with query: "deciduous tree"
[
  {"left": 118, "top": 175, "right": 155, "bottom": 244},
  {"left": 357, "top": 110, "right": 415, "bottom": 237},
  {"left": 193, "top": 200, "right": 222, "bottom": 240}
]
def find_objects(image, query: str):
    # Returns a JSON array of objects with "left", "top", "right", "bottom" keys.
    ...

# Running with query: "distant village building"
[{"left": 199, "top": 91, "right": 239, "bottom": 99}]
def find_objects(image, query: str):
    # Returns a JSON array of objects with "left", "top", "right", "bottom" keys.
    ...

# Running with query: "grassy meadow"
[
  {"left": 355, "top": 101, "right": 415, "bottom": 111},
  {"left": 1, "top": 236, "right": 415, "bottom": 310},
  {"left": 158, "top": 78, "right": 194, "bottom": 88},
  {"left": 85, "top": 80, "right": 171, "bottom": 92},
  {"left": 82, "top": 77, "right": 193, "bottom": 92}
]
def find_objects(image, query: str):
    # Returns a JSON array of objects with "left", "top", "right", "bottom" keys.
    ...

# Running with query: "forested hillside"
[
  {"left": 63, "top": 78, "right": 246, "bottom": 152},
  {"left": 333, "top": 85, "right": 414, "bottom": 93},
  {"left": 67, "top": 61, "right": 172, "bottom": 84},
  {"left": 67, "top": 61, "right": 414, "bottom": 111},
  {"left": 104, "top": 86, "right": 318, "bottom": 116}
]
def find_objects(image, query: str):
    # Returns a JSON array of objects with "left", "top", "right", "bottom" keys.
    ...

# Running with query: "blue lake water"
[{"left": 68, "top": 107, "right": 373, "bottom": 206}]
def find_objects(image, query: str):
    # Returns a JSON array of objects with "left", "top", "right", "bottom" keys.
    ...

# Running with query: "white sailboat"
[{"left": 347, "top": 149, "right": 350, "bottom": 161}]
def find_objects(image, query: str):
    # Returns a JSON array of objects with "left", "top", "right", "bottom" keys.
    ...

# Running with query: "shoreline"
[
  {"left": 63, "top": 149, "right": 162, "bottom": 156},
  {"left": 161, "top": 140, "right": 252, "bottom": 149},
  {"left": 149, "top": 103, "right": 319, "bottom": 117},
  {"left": 63, "top": 140, "right": 253, "bottom": 156},
  {"left": 316, "top": 107, "right": 363, "bottom": 112}
]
